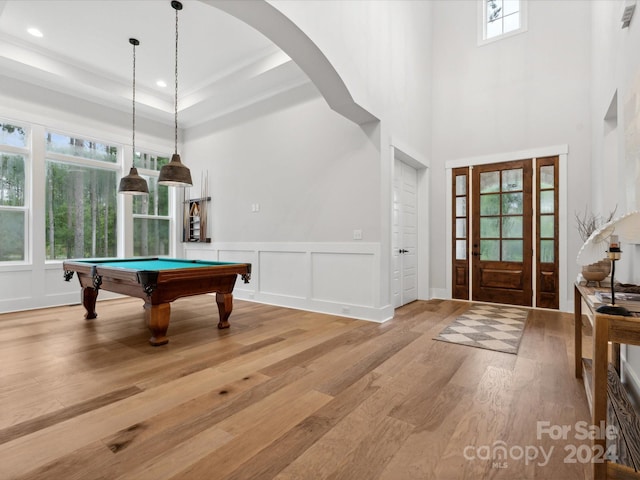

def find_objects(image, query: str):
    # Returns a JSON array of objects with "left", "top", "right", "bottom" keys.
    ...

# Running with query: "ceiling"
[{"left": 0, "top": 0, "right": 311, "bottom": 128}]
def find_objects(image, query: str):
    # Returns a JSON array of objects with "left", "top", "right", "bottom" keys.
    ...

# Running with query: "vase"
[{"left": 582, "top": 259, "right": 611, "bottom": 287}]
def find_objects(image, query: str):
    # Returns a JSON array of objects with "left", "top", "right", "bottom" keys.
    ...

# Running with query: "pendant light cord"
[
  {"left": 174, "top": 4, "right": 179, "bottom": 155},
  {"left": 132, "top": 40, "right": 137, "bottom": 163}
]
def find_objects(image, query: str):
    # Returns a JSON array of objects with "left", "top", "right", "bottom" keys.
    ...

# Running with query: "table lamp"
[
  {"left": 576, "top": 211, "right": 640, "bottom": 316},
  {"left": 596, "top": 235, "right": 629, "bottom": 316}
]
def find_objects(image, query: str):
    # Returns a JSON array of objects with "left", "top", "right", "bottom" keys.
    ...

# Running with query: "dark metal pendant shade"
[
  {"left": 118, "top": 166, "right": 149, "bottom": 194},
  {"left": 119, "top": 37, "right": 149, "bottom": 195},
  {"left": 158, "top": 153, "right": 192, "bottom": 186},
  {"left": 159, "top": 0, "right": 193, "bottom": 188}
]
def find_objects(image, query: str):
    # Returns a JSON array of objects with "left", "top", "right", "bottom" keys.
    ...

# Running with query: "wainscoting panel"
[
  {"left": 0, "top": 244, "right": 393, "bottom": 322},
  {"left": 311, "top": 252, "right": 374, "bottom": 306},
  {"left": 259, "top": 251, "right": 307, "bottom": 299},
  {"left": 183, "top": 242, "right": 393, "bottom": 322}
]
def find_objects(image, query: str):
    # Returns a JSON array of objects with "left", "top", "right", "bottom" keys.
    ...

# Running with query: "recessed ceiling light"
[
  {"left": 27, "top": 27, "right": 43, "bottom": 38},
  {"left": 156, "top": 80, "right": 167, "bottom": 88}
]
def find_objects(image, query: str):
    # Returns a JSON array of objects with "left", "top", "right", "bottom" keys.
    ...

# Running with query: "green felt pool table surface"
[
  {"left": 63, "top": 257, "right": 251, "bottom": 346},
  {"left": 71, "top": 257, "right": 242, "bottom": 270}
]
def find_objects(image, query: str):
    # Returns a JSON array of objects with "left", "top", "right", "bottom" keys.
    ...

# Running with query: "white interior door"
[{"left": 392, "top": 158, "right": 418, "bottom": 307}]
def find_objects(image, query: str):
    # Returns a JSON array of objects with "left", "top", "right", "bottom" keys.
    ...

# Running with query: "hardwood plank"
[
  {"left": 325, "top": 414, "right": 414, "bottom": 480},
  {"left": 114, "top": 427, "right": 234, "bottom": 480},
  {"left": 0, "top": 298, "right": 593, "bottom": 480},
  {"left": 167, "top": 389, "right": 332, "bottom": 479},
  {"left": 274, "top": 375, "right": 406, "bottom": 480},
  {"left": 435, "top": 365, "right": 514, "bottom": 479},
  {"left": 221, "top": 371, "right": 383, "bottom": 480},
  {"left": 377, "top": 382, "right": 476, "bottom": 480},
  {"left": 0, "top": 386, "right": 142, "bottom": 445}
]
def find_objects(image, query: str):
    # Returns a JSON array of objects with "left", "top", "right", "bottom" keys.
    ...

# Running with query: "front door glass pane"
[
  {"left": 481, "top": 217, "right": 500, "bottom": 238},
  {"left": 480, "top": 194, "right": 500, "bottom": 215},
  {"left": 502, "top": 216, "right": 523, "bottom": 238},
  {"left": 480, "top": 171, "right": 500, "bottom": 193},
  {"left": 502, "top": 192, "right": 523, "bottom": 215},
  {"left": 502, "top": 240, "right": 523, "bottom": 262},
  {"left": 480, "top": 239, "right": 500, "bottom": 261},
  {"left": 502, "top": 169, "right": 523, "bottom": 192}
]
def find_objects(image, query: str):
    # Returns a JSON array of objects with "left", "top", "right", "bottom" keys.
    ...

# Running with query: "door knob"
[{"left": 399, "top": 249, "right": 408, "bottom": 254}]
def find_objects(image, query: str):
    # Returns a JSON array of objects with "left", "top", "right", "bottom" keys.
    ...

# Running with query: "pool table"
[{"left": 63, "top": 257, "right": 251, "bottom": 346}]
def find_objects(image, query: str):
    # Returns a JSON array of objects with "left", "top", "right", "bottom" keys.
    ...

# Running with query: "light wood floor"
[{"left": 0, "top": 296, "right": 591, "bottom": 479}]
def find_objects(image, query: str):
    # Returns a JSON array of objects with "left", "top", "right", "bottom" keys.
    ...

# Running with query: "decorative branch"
[{"left": 574, "top": 206, "right": 617, "bottom": 242}]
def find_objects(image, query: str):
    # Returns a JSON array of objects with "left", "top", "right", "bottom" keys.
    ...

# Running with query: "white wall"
[
  {"left": 184, "top": 93, "right": 381, "bottom": 243},
  {"left": 181, "top": 92, "right": 392, "bottom": 321},
  {"left": 589, "top": 0, "right": 640, "bottom": 399},
  {"left": 180, "top": 0, "right": 433, "bottom": 319},
  {"left": 430, "top": 0, "right": 592, "bottom": 305},
  {"left": 264, "top": 0, "right": 433, "bottom": 310},
  {"left": 270, "top": 0, "right": 433, "bottom": 154}
]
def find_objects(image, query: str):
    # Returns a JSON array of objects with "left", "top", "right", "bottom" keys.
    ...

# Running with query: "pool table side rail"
[{"left": 62, "top": 259, "right": 252, "bottom": 304}]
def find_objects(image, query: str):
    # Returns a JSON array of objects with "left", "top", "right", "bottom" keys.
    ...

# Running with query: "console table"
[{"left": 574, "top": 283, "right": 640, "bottom": 479}]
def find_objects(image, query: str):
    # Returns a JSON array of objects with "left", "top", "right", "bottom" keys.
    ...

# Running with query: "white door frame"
[
  {"left": 390, "top": 140, "right": 430, "bottom": 305},
  {"left": 445, "top": 144, "right": 569, "bottom": 311}
]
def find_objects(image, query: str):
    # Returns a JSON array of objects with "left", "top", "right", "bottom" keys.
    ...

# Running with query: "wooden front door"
[{"left": 471, "top": 159, "right": 533, "bottom": 306}]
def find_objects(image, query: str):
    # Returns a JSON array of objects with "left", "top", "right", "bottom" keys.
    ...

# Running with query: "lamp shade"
[
  {"left": 577, "top": 211, "right": 640, "bottom": 266},
  {"left": 118, "top": 37, "right": 149, "bottom": 195},
  {"left": 118, "top": 166, "right": 149, "bottom": 195},
  {"left": 158, "top": 153, "right": 192, "bottom": 186}
]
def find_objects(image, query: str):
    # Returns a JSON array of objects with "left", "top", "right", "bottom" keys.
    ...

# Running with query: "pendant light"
[
  {"left": 119, "top": 38, "right": 149, "bottom": 195},
  {"left": 158, "top": 0, "right": 193, "bottom": 187}
]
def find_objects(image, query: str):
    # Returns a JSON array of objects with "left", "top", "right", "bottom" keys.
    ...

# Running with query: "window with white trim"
[
  {"left": 132, "top": 152, "right": 170, "bottom": 256},
  {"left": 45, "top": 131, "right": 120, "bottom": 260},
  {"left": 480, "top": 0, "right": 527, "bottom": 44},
  {"left": 0, "top": 122, "right": 28, "bottom": 262}
]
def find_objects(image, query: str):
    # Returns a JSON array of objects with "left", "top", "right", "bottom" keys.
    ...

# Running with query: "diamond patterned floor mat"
[{"left": 434, "top": 304, "right": 529, "bottom": 355}]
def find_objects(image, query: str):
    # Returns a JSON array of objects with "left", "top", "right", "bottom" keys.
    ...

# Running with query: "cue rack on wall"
[{"left": 182, "top": 172, "right": 211, "bottom": 243}]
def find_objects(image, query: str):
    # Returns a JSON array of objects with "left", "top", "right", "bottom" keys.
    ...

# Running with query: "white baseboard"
[
  {"left": 234, "top": 289, "right": 394, "bottom": 323},
  {"left": 185, "top": 241, "right": 390, "bottom": 323},
  {"left": 430, "top": 287, "right": 448, "bottom": 300}
]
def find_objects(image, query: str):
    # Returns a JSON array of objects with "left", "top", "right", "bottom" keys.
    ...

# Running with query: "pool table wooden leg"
[
  {"left": 82, "top": 287, "right": 98, "bottom": 320},
  {"left": 144, "top": 302, "right": 170, "bottom": 346},
  {"left": 216, "top": 292, "right": 233, "bottom": 329}
]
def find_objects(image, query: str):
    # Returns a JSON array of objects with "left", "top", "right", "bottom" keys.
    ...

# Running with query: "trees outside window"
[
  {"left": 1, "top": 119, "right": 173, "bottom": 264},
  {"left": 133, "top": 152, "right": 170, "bottom": 257},
  {"left": 0, "top": 123, "right": 27, "bottom": 262},
  {"left": 45, "top": 132, "right": 119, "bottom": 260}
]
